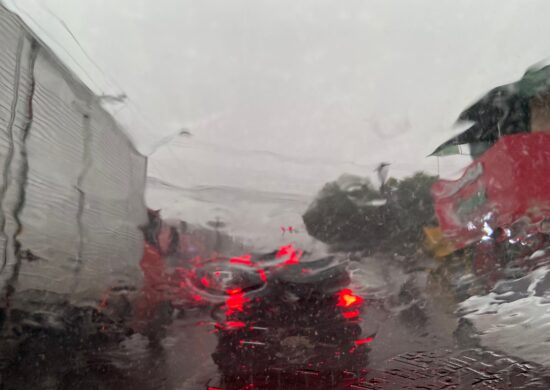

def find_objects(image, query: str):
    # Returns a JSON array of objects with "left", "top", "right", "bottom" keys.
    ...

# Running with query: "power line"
[
  {"left": 37, "top": 2, "right": 163, "bottom": 131},
  {"left": 9, "top": 0, "right": 104, "bottom": 93},
  {"left": 15, "top": 2, "right": 445, "bottom": 179},
  {"left": 38, "top": 1, "right": 124, "bottom": 95},
  {"left": 16, "top": 1, "right": 163, "bottom": 138}
]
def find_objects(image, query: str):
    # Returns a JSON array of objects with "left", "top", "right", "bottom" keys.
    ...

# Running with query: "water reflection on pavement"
[{"left": 3, "top": 252, "right": 550, "bottom": 389}]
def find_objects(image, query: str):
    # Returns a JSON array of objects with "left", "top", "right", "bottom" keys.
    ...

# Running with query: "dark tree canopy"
[{"left": 303, "top": 172, "right": 438, "bottom": 254}]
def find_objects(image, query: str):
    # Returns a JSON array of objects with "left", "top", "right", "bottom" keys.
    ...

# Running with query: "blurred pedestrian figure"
[{"left": 133, "top": 210, "right": 173, "bottom": 343}]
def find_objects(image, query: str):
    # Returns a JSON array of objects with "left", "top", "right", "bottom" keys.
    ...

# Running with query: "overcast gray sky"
[{"left": 5, "top": 0, "right": 550, "bottom": 248}]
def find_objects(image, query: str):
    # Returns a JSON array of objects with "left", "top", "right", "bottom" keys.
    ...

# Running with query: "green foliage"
[
  {"left": 385, "top": 172, "right": 438, "bottom": 251},
  {"left": 303, "top": 171, "right": 438, "bottom": 254}
]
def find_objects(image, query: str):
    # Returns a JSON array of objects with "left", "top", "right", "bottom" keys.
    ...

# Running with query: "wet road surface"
[{"left": 3, "top": 253, "right": 550, "bottom": 389}]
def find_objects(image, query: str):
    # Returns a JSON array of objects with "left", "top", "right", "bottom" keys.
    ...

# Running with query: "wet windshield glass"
[{"left": 2, "top": 1, "right": 550, "bottom": 389}]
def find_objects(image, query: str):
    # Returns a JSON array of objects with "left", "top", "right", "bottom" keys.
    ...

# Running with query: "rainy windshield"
[{"left": 2, "top": 1, "right": 550, "bottom": 389}]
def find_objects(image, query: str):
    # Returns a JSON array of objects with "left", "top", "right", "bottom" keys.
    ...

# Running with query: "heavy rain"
[{"left": 1, "top": 1, "right": 550, "bottom": 389}]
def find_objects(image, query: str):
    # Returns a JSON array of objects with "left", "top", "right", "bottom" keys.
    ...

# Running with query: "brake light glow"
[
  {"left": 342, "top": 310, "right": 360, "bottom": 319},
  {"left": 191, "top": 294, "right": 203, "bottom": 302},
  {"left": 229, "top": 254, "right": 254, "bottom": 266},
  {"left": 354, "top": 337, "right": 374, "bottom": 345},
  {"left": 257, "top": 269, "right": 267, "bottom": 282},
  {"left": 275, "top": 244, "right": 303, "bottom": 265},
  {"left": 226, "top": 292, "right": 249, "bottom": 315},
  {"left": 200, "top": 277, "right": 210, "bottom": 287},
  {"left": 336, "top": 288, "right": 364, "bottom": 307},
  {"left": 225, "top": 321, "right": 246, "bottom": 328}
]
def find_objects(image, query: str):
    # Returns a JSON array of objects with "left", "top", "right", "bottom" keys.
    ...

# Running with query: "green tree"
[{"left": 303, "top": 171, "right": 438, "bottom": 254}]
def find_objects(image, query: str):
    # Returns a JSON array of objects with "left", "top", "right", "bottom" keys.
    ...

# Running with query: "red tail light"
[
  {"left": 336, "top": 288, "right": 364, "bottom": 308},
  {"left": 354, "top": 337, "right": 374, "bottom": 345},
  {"left": 200, "top": 276, "right": 210, "bottom": 288},
  {"left": 342, "top": 310, "right": 360, "bottom": 319},
  {"left": 257, "top": 269, "right": 267, "bottom": 282},
  {"left": 225, "top": 321, "right": 246, "bottom": 328},
  {"left": 229, "top": 255, "right": 254, "bottom": 266},
  {"left": 275, "top": 244, "right": 303, "bottom": 265}
]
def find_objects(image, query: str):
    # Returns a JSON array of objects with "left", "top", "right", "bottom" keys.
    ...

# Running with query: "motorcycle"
[{"left": 202, "top": 246, "right": 371, "bottom": 389}]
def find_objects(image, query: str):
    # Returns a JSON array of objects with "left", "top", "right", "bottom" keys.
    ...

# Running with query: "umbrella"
[
  {"left": 457, "top": 64, "right": 550, "bottom": 133},
  {"left": 430, "top": 63, "right": 550, "bottom": 156},
  {"left": 457, "top": 88, "right": 530, "bottom": 139},
  {"left": 429, "top": 123, "right": 497, "bottom": 156},
  {"left": 516, "top": 63, "right": 550, "bottom": 97}
]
